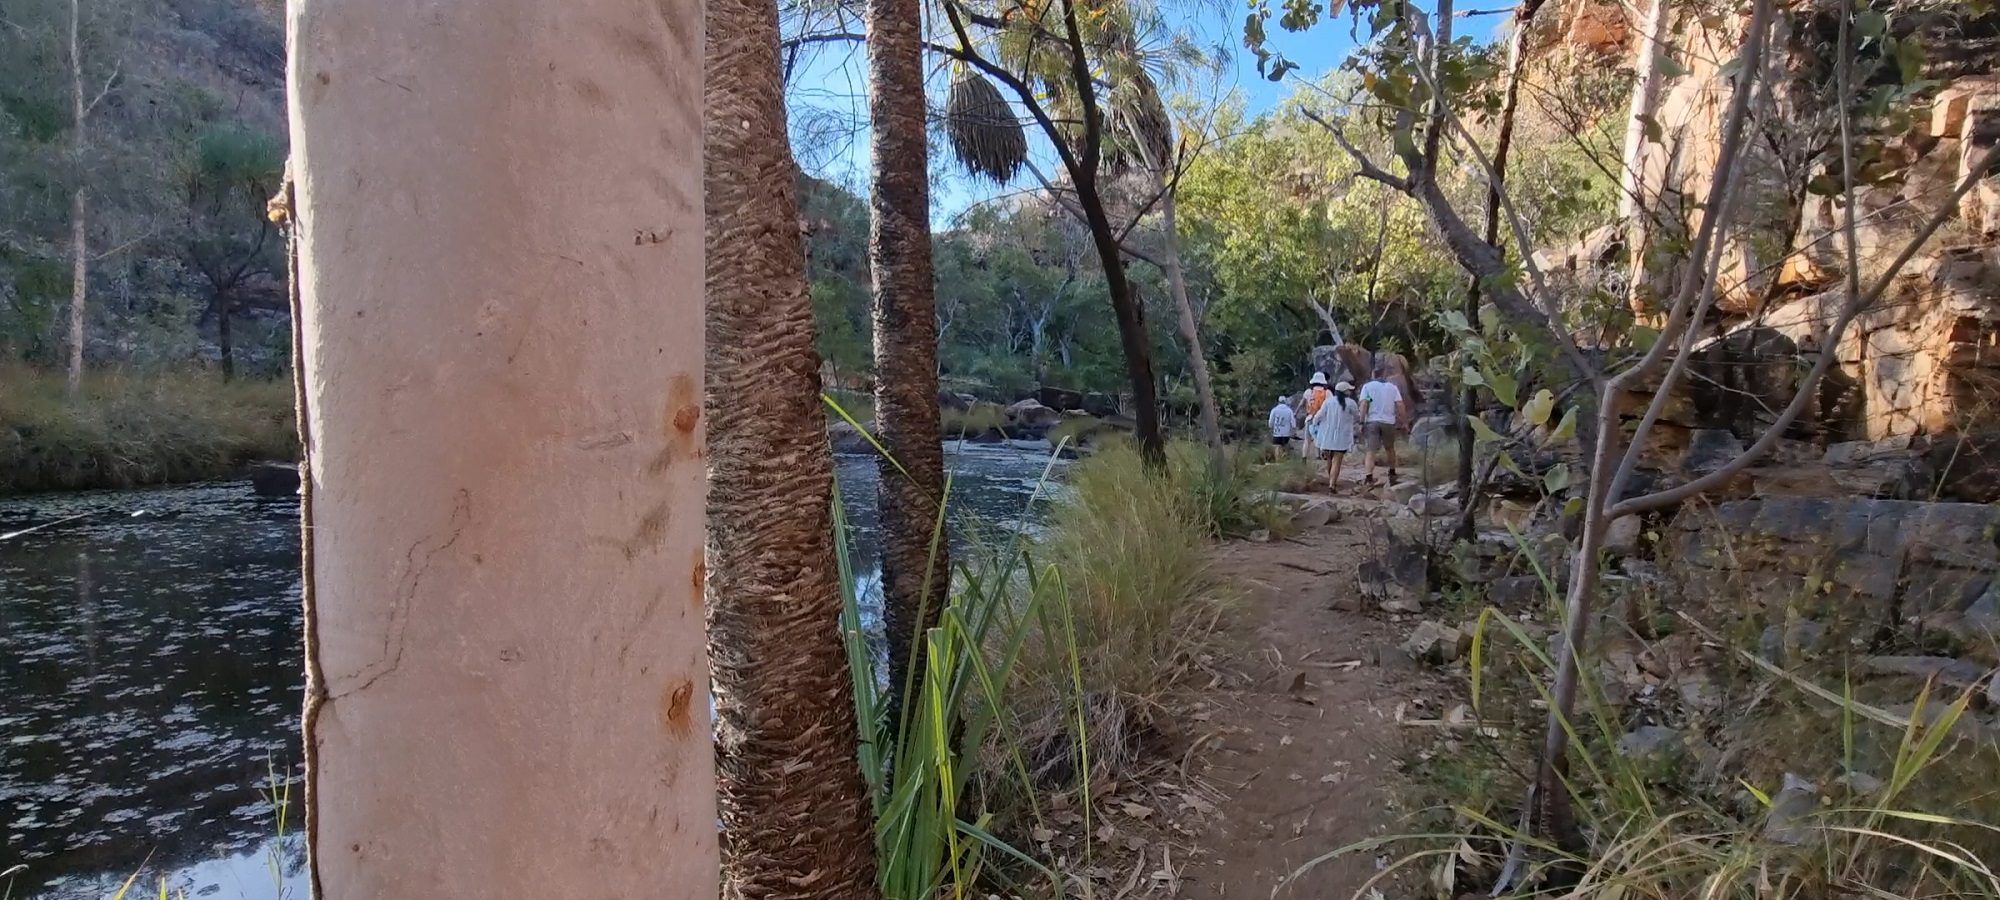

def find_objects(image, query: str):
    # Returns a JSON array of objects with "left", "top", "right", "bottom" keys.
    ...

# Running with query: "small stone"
[{"left": 1763, "top": 773, "right": 1819, "bottom": 845}]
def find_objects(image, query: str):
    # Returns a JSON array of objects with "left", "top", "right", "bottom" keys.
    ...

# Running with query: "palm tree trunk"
[
  {"left": 66, "top": 0, "right": 87, "bottom": 399},
  {"left": 867, "top": 0, "right": 949, "bottom": 723},
  {"left": 708, "top": 0, "right": 880, "bottom": 894},
  {"left": 1158, "top": 187, "right": 1224, "bottom": 472},
  {"left": 286, "top": 0, "right": 716, "bottom": 894}
]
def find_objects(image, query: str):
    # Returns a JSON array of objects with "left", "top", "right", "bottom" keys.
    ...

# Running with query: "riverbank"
[{"left": 0, "top": 367, "right": 297, "bottom": 495}]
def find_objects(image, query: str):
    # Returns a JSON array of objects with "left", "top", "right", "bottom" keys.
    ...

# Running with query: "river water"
[{"left": 0, "top": 440, "right": 1065, "bottom": 899}]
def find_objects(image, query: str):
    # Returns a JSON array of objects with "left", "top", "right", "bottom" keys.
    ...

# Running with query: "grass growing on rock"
[{"left": 0, "top": 366, "right": 297, "bottom": 494}]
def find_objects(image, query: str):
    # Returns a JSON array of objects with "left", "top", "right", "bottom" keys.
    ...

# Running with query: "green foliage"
[
  {"left": 841, "top": 440, "right": 1227, "bottom": 898},
  {"left": 0, "top": 365, "right": 297, "bottom": 493}
]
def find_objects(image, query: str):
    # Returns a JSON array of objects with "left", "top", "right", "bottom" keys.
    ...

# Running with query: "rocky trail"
[{"left": 1177, "top": 509, "right": 1448, "bottom": 900}]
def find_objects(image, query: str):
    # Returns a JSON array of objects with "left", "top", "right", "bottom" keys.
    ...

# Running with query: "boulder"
[
  {"left": 1035, "top": 386, "right": 1084, "bottom": 413},
  {"left": 1763, "top": 774, "right": 1820, "bottom": 846},
  {"left": 1005, "top": 399, "right": 1062, "bottom": 432},
  {"left": 1402, "top": 620, "right": 1471, "bottom": 664},
  {"left": 1615, "top": 725, "right": 1686, "bottom": 773},
  {"left": 247, "top": 461, "right": 300, "bottom": 498},
  {"left": 1670, "top": 498, "right": 2000, "bottom": 647}
]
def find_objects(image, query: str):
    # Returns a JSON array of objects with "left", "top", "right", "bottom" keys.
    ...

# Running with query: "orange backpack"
[{"left": 1301, "top": 386, "right": 1329, "bottom": 418}]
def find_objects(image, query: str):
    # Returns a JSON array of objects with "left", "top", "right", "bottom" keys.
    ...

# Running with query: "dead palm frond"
[{"left": 946, "top": 71, "right": 1029, "bottom": 183}]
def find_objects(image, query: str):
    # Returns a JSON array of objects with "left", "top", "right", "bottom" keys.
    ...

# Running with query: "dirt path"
[{"left": 1178, "top": 515, "right": 1443, "bottom": 900}]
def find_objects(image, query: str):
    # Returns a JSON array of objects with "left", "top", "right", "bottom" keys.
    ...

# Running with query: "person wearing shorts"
[
  {"left": 1310, "top": 381, "right": 1358, "bottom": 490},
  {"left": 1358, "top": 364, "right": 1404, "bottom": 485},
  {"left": 1267, "top": 395, "right": 1297, "bottom": 460}
]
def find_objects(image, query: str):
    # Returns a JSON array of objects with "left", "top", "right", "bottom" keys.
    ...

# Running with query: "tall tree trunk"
[
  {"left": 1158, "top": 187, "right": 1224, "bottom": 472},
  {"left": 1456, "top": 0, "right": 1545, "bottom": 539},
  {"left": 66, "top": 0, "right": 87, "bottom": 399},
  {"left": 867, "top": 0, "right": 949, "bottom": 723},
  {"left": 708, "top": 0, "right": 880, "bottom": 891},
  {"left": 1619, "top": 0, "right": 1675, "bottom": 313},
  {"left": 1076, "top": 178, "right": 1164, "bottom": 465},
  {"left": 286, "top": 0, "right": 716, "bottom": 894},
  {"left": 217, "top": 292, "right": 236, "bottom": 380}
]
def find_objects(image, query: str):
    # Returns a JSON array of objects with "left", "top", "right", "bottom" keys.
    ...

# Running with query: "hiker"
[
  {"left": 1358, "top": 361, "right": 1405, "bottom": 485},
  {"left": 1308, "top": 380, "right": 1359, "bottom": 490},
  {"left": 1298, "top": 372, "right": 1333, "bottom": 456},
  {"left": 1267, "top": 395, "right": 1297, "bottom": 460}
]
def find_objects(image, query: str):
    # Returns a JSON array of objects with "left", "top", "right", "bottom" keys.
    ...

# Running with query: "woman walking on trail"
[
  {"left": 1309, "top": 380, "right": 1358, "bottom": 491},
  {"left": 1298, "top": 372, "right": 1331, "bottom": 458}
]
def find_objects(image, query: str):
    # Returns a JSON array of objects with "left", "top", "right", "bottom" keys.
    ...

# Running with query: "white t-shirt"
[
  {"left": 1359, "top": 379, "right": 1403, "bottom": 424},
  {"left": 1268, "top": 404, "right": 1297, "bottom": 438}
]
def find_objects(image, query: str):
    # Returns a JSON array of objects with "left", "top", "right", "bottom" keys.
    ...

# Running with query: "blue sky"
[{"left": 782, "top": 2, "right": 1500, "bottom": 224}]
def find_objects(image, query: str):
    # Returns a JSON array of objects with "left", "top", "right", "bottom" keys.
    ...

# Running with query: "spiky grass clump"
[{"left": 945, "top": 72, "right": 1028, "bottom": 184}]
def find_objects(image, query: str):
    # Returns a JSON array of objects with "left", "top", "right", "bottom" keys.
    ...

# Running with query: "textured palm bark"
[
  {"left": 867, "top": 0, "right": 949, "bottom": 716},
  {"left": 287, "top": 0, "right": 716, "bottom": 894},
  {"left": 707, "top": 0, "right": 880, "bottom": 894}
]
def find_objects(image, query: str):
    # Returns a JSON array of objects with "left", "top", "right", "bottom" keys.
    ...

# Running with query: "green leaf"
[
  {"left": 1628, "top": 325, "right": 1660, "bottom": 353},
  {"left": 1806, "top": 173, "right": 1842, "bottom": 197},
  {"left": 1543, "top": 463, "right": 1570, "bottom": 494},
  {"left": 1654, "top": 52, "right": 1689, "bottom": 79},
  {"left": 1466, "top": 415, "right": 1503, "bottom": 445},
  {"left": 1546, "top": 407, "right": 1578, "bottom": 444},
  {"left": 1636, "top": 113, "right": 1663, "bottom": 145},
  {"left": 1439, "top": 309, "right": 1471, "bottom": 334},
  {"left": 1522, "top": 388, "right": 1554, "bottom": 427},
  {"left": 1563, "top": 496, "right": 1584, "bottom": 517},
  {"left": 1497, "top": 451, "right": 1523, "bottom": 477},
  {"left": 1893, "top": 38, "right": 1925, "bottom": 84},
  {"left": 1462, "top": 366, "right": 1486, "bottom": 387},
  {"left": 1488, "top": 371, "right": 1519, "bottom": 409},
  {"left": 1856, "top": 8, "right": 1888, "bottom": 39}
]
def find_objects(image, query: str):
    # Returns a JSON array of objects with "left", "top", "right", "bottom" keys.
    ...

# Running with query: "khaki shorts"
[{"left": 1363, "top": 421, "right": 1396, "bottom": 452}]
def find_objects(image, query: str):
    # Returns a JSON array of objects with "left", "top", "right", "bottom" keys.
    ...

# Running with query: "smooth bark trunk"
[
  {"left": 708, "top": 0, "right": 879, "bottom": 890},
  {"left": 66, "top": 0, "right": 86, "bottom": 398},
  {"left": 1158, "top": 188, "right": 1224, "bottom": 471},
  {"left": 1619, "top": 0, "right": 1675, "bottom": 313},
  {"left": 286, "top": 0, "right": 715, "bottom": 894},
  {"left": 867, "top": 0, "right": 949, "bottom": 722}
]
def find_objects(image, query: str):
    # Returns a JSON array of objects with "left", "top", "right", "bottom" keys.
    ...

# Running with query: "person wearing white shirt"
[
  {"left": 1308, "top": 381, "right": 1359, "bottom": 490},
  {"left": 1267, "top": 395, "right": 1298, "bottom": 460},
  {"left": 1357, "top": 363, "right": 1405, "bottom": 485}
]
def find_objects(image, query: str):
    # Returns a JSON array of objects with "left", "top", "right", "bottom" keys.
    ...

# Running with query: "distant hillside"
[{"left": 0, "top": 0, "right": 288, "bottom": 372}]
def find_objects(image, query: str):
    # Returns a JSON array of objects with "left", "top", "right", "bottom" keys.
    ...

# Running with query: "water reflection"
[{"left": 0, "top": 440, "right": 1063, "bottom": 898}]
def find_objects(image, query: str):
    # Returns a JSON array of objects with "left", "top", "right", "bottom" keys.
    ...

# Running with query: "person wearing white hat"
[
  {"left": 1308, "top": 379, "right": 1359, "bottom": 490},
  {"left": 1298, "top": 372, "right": 1332, "bottom": 459}
]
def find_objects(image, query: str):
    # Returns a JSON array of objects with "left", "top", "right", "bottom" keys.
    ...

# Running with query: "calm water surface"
[{"left": 0, "top": 440, "right": 1063, "bottom": 898}]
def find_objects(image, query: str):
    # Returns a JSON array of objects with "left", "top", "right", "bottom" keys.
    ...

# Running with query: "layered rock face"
[{"left": 1543, "top": 0, "right": 2000, "bottom": 497}]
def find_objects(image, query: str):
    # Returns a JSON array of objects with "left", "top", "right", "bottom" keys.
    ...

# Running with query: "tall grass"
[
  {"left": 837, "top": 437, "right": 1234, "bottom": 899},
  {"left": 0, "top": 365, "right": 296, "bottom": 494},
  {"left": 1283, "top": 594, "right": 2000, "bottom": 900}
]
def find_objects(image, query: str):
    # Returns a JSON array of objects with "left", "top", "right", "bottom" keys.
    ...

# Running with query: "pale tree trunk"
[
  {"left": 66, "top": 0, "right": 87, "bottom": 398},
  {"left": 868, "top": 0, "right": 949, "bottom": 719},
  {"left": 1157, "top": 186, "right": 1225, "bottom": 472},
  {"left": 706, "top": 0, "right": 879, "bottom": 891},
  {"left": 286, "top": 0, "right": 715, "bottom": 895},
  {"left": 1619, "top": 0, "right": 1675, "bottom": 312}
]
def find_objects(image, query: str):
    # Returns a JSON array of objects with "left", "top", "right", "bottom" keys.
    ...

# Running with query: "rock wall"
[
  {"left": 1541, "top": 1, "right": 2000, "bottom": 490},
  {"left": 1667, "top": 498, "right": 2000, "bottom": 659}
]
